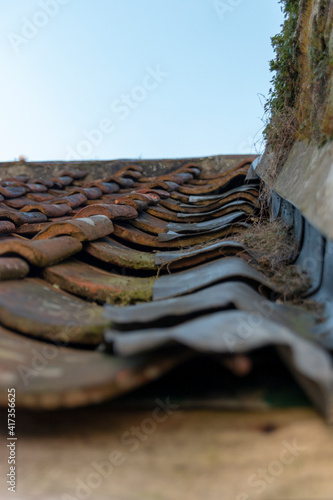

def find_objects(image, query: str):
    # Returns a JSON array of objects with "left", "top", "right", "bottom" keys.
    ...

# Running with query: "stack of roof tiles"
[{"left": 0, "top": 159, "right": 332, "bottom": 420}]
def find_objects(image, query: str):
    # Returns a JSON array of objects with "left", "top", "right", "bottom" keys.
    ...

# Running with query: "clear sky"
[{"left": 0, "top": 0, "right": 284, "bottom": 161}]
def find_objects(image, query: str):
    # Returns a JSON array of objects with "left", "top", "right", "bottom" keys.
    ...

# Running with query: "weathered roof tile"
[
  {"left": 43, "top": 259, "right": 155, "bottom": 304},
  {"left": 0, "top": 278, "right": 108, "bottom": 344},
  {"left": 74, "top": 203, "right": 138, "bottom": 220},
  {"left": 0, "top": 236, "right": 82, "bottom": 267},
  {"left": 0, "top": 221, "right": 15, "bottom": 234},
  {"left": 34, "top": 215, "right": 114, "bottom": 241},
  {"left": 0, "top": 257, "right": 30, "bottom": 280}
]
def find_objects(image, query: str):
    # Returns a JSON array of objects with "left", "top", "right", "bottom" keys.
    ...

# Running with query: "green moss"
[
  {"left": 112, "top": 252, "right": 156, "bottom": 271},
  {"left": 265, "top": 0, "right": 300, "bottom": 119}
]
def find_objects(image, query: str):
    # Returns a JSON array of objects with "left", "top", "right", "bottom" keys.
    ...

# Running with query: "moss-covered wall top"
[{"left": 265, "top": 0, "right": 333, "bottom": 159}]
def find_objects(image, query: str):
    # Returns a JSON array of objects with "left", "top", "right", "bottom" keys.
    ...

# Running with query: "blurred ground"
[{"left": 1, "top": 406, "right": 333, "bottom": 500}]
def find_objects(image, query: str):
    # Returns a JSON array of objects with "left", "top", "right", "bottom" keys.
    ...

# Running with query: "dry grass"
[
  {"left": 285, "top": 297, "right": 325, "bottom": 317},
  {"left": 264, "top": 107, "right": 299, "bottom": 182},
  {"left": 235, "top": 218, "right": 311, "bottom": 301},
  {"left": 236, "top": 218, "right": 296, "bottom": 265}
]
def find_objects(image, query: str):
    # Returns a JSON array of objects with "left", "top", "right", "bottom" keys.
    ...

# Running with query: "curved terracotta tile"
[
  {"left": 86, "top": 237, "right": 156, "bottom": 271},
  {"left": 23, "top": 203, "right": 72, "bottom": 218},
  {"left": 34, "top": 215, "right": 114, "bottom": 241},
  {"left": 74, "top": 203, "right": 138, "bottom": 221},
  {"left": 0, "top": 325, "right": 187, "bottom": 409},
  {"left": 43, "top": 259, "right": 155, "bottom": 305},
  {"left": 0, "top": 257, "right": 29, "bottom": 280},
  {"left": 0, "top": 236, "right": 82, "bottom": 267},
  {"left": 0, "top": 221, "right": 15, "bottom": 234},
  {"left": 0, "top": 278, "right": 108, "bottom": 345}
]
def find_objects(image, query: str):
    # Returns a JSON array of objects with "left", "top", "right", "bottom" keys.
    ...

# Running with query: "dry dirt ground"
[{"left": 1, "top": 406, "right": 333, "bottom": 500}]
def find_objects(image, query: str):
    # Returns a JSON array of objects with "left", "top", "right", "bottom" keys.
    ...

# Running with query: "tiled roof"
[{"left": 0, "top": 158, "right": 332, "bottom": 419}]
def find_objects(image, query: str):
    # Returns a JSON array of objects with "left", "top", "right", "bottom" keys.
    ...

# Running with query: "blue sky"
[{"left": 0, "top": 0, "right": 284, "bottom": 161}]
